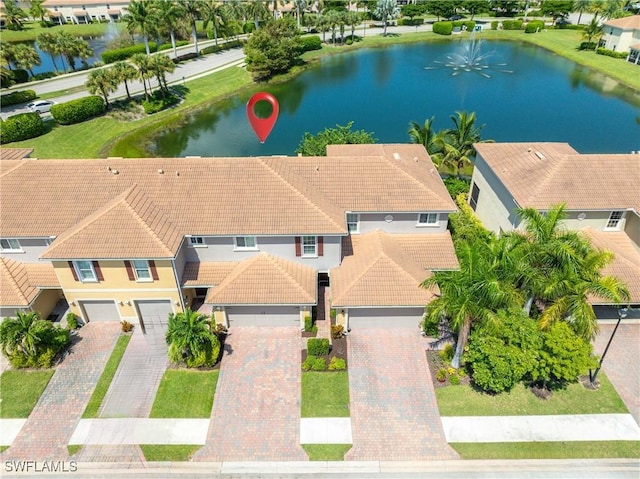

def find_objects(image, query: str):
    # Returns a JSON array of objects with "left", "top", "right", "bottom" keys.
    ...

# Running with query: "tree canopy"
[
  {"left": 244, "top": 18, "right": 303, "bottom": 81},
  {"left": 295, "top": 121, "right": 376, "bottom": 156}
]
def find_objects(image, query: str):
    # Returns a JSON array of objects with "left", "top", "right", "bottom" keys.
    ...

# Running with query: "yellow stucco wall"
[{"left": 31, "top": 289, "right": 63, "bottom": 320}]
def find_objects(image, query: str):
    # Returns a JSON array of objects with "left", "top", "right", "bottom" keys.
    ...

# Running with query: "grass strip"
[
  {"left": 301, "top": 371, "right": 350, "bottom": 418},
  {"left": 82, "top": 334, "right": 131, "bottom": 418},
  {"left": 0, "top": 369, "right": 54, "bottom": 418},
  {"left": 139, "top": 444, "right": 201, "bottom": 462},
  {"left": 436, "top": 373, "right": 628, "bottom": 416},
  {"left": 302, "top": 444, "right": 352, "bottom": 461},
  {"left": 451, "top": 441, "right": 640, "bottom": 459},
  {"left": 67, "top": 445, "right": 82, "bottom": 456},
  {"left": 150, "top": 369, "right": 219, "bottom": 418},
  {"left": 2, "top": 22, "right": 120, "bottom": 43}
]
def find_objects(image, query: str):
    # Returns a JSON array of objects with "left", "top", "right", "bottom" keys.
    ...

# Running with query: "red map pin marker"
[{"left": 246, "top": 92, "right": 279, "bottom": 143}]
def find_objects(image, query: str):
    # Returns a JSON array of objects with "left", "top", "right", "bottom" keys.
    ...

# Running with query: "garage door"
[
  {"left": 135, "top": 300, "right": 173, "bottom": 334},
  {"left": 80, "top": 300, "right": 120, "bottom": 322},
  {"left": 226, "top": 306, "right": 300, "bottom": 327},
  {"left": 348, "top": 307, "right": 423, "bottom": 330}
]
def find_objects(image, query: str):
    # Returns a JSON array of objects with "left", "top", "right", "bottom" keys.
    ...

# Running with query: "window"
[
  {"left": 132, "top": 260, "right": 151, "bottom": 281},
  {"left": 606, "top": 211, "right": 624, "bottom": 229},
  {"left": 0, "top": 238, "right": 21, "bottom": 252},
  {"left": 302, "top": 236, "right": 317, "bottom": 256},
  {"left": 189, "top": 236, "right": 205, "bottom": 246},
  {"left": 417, "top": 213, "right": 438, "bottom": 226},
  {"left": 470, "top": 183, "right": 480, "bottom": 211},
  {"left": 74, "top": 261, "right": 97, "bottom": 282},
  {"left": 347, "top": 213, "right": 359, "bottom": 233},
  {"left": 235, "top": 236, "right": 257, "bottom": 250}
]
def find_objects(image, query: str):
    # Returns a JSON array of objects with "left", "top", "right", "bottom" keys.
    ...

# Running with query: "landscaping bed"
[{"left": 301, "top": 336, "right": 347, "bottom": 371}]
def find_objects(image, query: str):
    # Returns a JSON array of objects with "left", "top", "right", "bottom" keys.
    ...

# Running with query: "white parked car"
[{"left": 27, "top": 100, "right": 55, "bottom": 114}]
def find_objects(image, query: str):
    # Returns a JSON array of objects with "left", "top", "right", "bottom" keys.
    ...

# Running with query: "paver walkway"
[
  {"left": 594, "top": 323, "right": 640, "bottom": 425},
  {"left": 0, "top": 323, "right": 120, "bottom": 461},
  {"left": 194, "top": 326, "right": 307, "bottom": 462},
  {"left": 346, "top": 329, "right": 458, "bottom": 461}
]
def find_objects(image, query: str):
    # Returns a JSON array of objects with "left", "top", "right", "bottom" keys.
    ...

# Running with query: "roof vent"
[
  {"left": 534, "top": 151, "right": 545, "bottom": 160},
  {"left": 315, "top": 165, "right": 319, "bottom": 171},
  {"left": 111, "top": 169, "right": 119, "bottom": 175},
  {"left": 393, "top": 152, "right": 401, "bottom": 160},
  {"left": 158, "top": 169, "right": 164, "bottom": 175},
  {"left": 413, "top": 157, "right": 418, "bottom": 162},
  {"left": 107, "top": 166, "right": 111, "bottom": 171},
  {"left": 527, "top": 147, "right": 532, "bottom": 152},
  {"left": 175, "top": 171, "right": 180, "bottom": 176}
]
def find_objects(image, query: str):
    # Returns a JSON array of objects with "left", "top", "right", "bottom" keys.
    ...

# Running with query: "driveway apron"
[
  {"left": 345, "top": 329, "right": 458, "bottom": 461},
  {"left": 1, "top": 323, "right": 120, "bottom": 461},
  {"left": 194, "top": 326, "right": 307, "bottom": 462},
  {"left": 98, "top": 327, "right": 168, "bottom": 418}
]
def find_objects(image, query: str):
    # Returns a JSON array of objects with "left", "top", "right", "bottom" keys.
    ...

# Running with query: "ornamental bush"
[
  {"left": 596, "top": 48, "right": 628, "bottom": 59},
  {"left": 525, "top": 20, "right": 545, "bottom": 33},
  {"left": 452, "top": 20, "right": 476, "bottom": 31},
  {"left": 433, "top": 21, "right": 453, "bottom": 35},
  {"left": 300, "top": 35, "right": 322, "bottom": 52},
  {"left": 102, "top": 42, "right": 158, "bottom": 63},
  {"left": 302, "top": 354, "right": 327, "bottom": 371},
  {"left": 307, "top": 337, "right": 330, "bottom": 356},
  {"left": 398, "top": 18, "right": 424, "bottom": 26},
  {"left": 502, "top": 20, "right": 523, "bottom": 30},
  {"left": 328, "top": 357, "right": 346, "bottom": 371},
  {"left": 0, "top": 89, "right": 37, "bottom": 106},
  {"left": 201, "top": 39, "right": 244, "bottom": 55},
  {"left": 0, "top": 112, "right": 45, "bottom": 143},
  {"left": 11, "top": 69, "right": 29, "bottom": 84},
  {"left": 51, "top": 96, "right": 105, "bottom": 125}
]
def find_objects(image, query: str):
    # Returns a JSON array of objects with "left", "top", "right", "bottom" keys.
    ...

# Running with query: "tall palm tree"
[
  {"left": 131, "top": 52, "right": 152, "bottom": 99},
  {"left": 149, "top": 53, "right": 175, "bottom": 94},
  {"left": 448, "top": 111, "right": 487, "bottom": 161},
  {"left": 125, "top": 0, "right": 157, "bottom": 56},
  {"left": 112, "top": 61, "right": 137, "bottom": 100},
  {"left": 0, "top": 311, "right": 43, "bottom": 358},
  {"left": 165, "top": 308, "right": 218, "bottom": 366},
  {"left": 245, "top": 0, "right": 269, "bottom": 31},
  {"left": 29, "top": 0, "right": 47, "bottom": 23},
  {"left": 294, "top": 0, "right": 308, "bottom": 28},
  {"left": 601, "top": 0, "right": 624, "bottom": 20},
  {"left": 179, "top": 0, "right": 203, "bottom": 56},
  {"left": 408, "top": 117, "right": 439, "bottom": 155},
  {"left": 345, "top": 10, "right": 360, "bottom": 39},
  {"left": 86, "top": 68, "right": 119, "bottom": 107},
  {"left": 37, "top": 32, "right": 61, "bottom": 73},
  {"left": 0, "top": 43, "right": 17, "bottom": 71},
  {"left": 574, "top": 0, "right": 591, "bottom": 24},
  {"left": 374, "top": 0, "right": 400, "bottom": 37},
  {"left": 13, "top": 44, "right": 41, "bottom": 78},
  {"left": 582, "top": 17, "right": 604, "bottom": 51},
  {"left": 153, "top": 0, "right": 183, "bottom": 58},
  {"left": 202, "top": 0, "right": 227, "bottom": 46},
  {"left": 1, "top": 0, "right": 27, "bottom": 30}
]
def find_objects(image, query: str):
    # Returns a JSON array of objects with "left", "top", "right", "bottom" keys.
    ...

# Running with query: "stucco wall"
[
  {"left": 0, "top": 238, "right": 51, "bottom": 263},
  {"left": 356, "top": 212, "right": 449, "bottom": 234},
  {"left": 470, "top": 155, "right": 518, "bottom": 233},
  {"left": 625, "top": 213, "right": 640, "bottom": 251},
  {"left": 31, "top": 289, "right": 63, "bottom": 320}
]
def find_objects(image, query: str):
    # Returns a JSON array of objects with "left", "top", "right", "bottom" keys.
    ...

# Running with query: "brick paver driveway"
[
  {"left": 346, "top": 329, "right": 458, "bottom": 461},
  {"left": 1, "top": 323, "right": 120, "bottom": 461},
  {"left": 194, "top": 326, "right": 307, "bottom": 462},
  {"left": 594, "top": 323, "right": 640, "bottom": 424}
]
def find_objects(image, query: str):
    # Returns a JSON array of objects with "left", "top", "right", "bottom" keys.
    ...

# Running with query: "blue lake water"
[{"left": 152, "top": 40, "right": 640, "bottom": 157}]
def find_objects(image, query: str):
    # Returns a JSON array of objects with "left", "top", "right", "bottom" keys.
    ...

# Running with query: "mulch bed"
[
  {"left": 426, "top": 350, "right": 471, "bottom": 388},
  {"left": 301, "top": 336, "right": 348, "bottom": 369}
]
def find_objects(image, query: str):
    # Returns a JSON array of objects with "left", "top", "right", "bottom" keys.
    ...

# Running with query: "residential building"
[
  {"left": 0, "top": 144, "right": 459, "bottom": 332},
  {"left": 469, "top": 142, "right": 640, "bottom": 307},
  {"left": 600, "top": 15, "right": 640, "bottom": 65},
  {"left": 42, "top": 0, "right": 129, "bottom": 24}
]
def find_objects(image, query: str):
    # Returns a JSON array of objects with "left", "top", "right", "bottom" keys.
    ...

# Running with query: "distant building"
[
  {"left": 600, "top": 15, "right": 640, "bottom": 65},
  {"left": 42, "top": 0, "right": 129, "bottom": 25}
]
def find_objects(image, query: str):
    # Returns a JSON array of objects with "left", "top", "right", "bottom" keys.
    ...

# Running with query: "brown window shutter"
[
  {"left": 318, "top": 236, "right": 324, "bottom": 256},
  {"left": 149, "top": 260, "right": 159, "bottom": 280},
  {"left": 295, "top": 237, "right": 301, "bottom": 257},
  {"left": 92, "top": 261, "right": 104, "bottom": 281},
  {"left": 124, "top": 261, "right": 135, "bottom": 281},
  {"left": 68, "top": 261, "right": 79, "bottom": 281}
]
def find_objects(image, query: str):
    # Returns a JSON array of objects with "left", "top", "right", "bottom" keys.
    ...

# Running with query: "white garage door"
[
  {"left": 348, "top": 308, "right": 423, "bottom": 330},
  {"left": 80, "top": 300, "right": 120, "bottom": 322},
  {"left": 226, "top": 306, "right": 300, "bottom": 327},
  {"left": 135, "top": 300, "right": 173, "bottom": 334}
]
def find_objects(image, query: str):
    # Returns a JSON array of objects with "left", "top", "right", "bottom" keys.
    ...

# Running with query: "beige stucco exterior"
[{"left": 31, "top": 289, "right": 63, "bottom": 320}]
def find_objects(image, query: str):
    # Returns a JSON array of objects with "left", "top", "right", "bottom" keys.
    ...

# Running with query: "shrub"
[
  {"left": 307, "top": 337, "right": 330, "bottom": 356},
  {"left": 200, "top": 39, "right": 244, "bottom": 56},
  {"left": 158, "top": 40, "right": 189, "bottom": 51},
  {"left": 329, "top": 309, "right": 337, "bottom": 319},
  {"left": 120, "top": 320, "right": 134, "bottom": 333},
  {"left": 302, "top": 354, "right": 327, "bottom": 371},
  {"left": 502, "top": 20, "right": 523, "bottom": 30},
  {"left": 300, "top": 35, "right": 322, "bottom": 52},
  {"left": 11, "top": 69, "right": 29, "bottom": 84},
  {"left": 303, "top": 314, "right": 313, "bottom": 332},
  {"left": 51, "top": 96, "right": 105, "bottom": 125},
  {"left": 421, "top": 312, "right": 439, "bottom": 336},
  {"left": 172, "top": 52, "right": 198, "bottom": 63},
  {"left": 491, "top": 21, "right": 499, "bottom": 30},
  {"left": 398, "top": 18, "right": 424, "bottom": 26},
  {"left": 436, "top": 368, "right": 447, "bottom": 382},
  {"left": 443, "top": 177, "right": 471, "bottom": 200},
  {"left": 31, "top": 71, "right": 57, "bottom": 81},
  {"left": 6, "top": 325, "right": 70, "bottom": 369},
  {"left": 579, "top": 41, "right": 597, "bottom": 51},
  {"left": 142, "top": 92, "right": 179, "bottom": 114},
  {"left": 596, "top": 48, "right": 628, "bottom": 59},
  {"left": 525, "top": 20, "right": 545, "bottom": 33},
  {"left": 102, "top": 42, "right": 158, "bottom": 63},
  {"left": 331, "top": 324, "right": 344, "bottom": 339},
  {"left": 433, "top": 21, "right": 453, "bottom": 35},
  {"left": 0, "top": 113, "right": 45, "bottom": 143},
  {"left": 184, "top": 336, "right": 220, "bottom": 368},
  {"left": 212, "top": 322, "right": 227, "bottom": 339},
  {"left": 449, "top": 374, "right": 461, "bottom": 385},
  {"left": 345, "top": 38, "right": 353, "bottom": 45},
  {"left": 66, "top": 313, "right": 79, "bottom": 330},
  {"left": 439, "top": 343, "right": 454, "bottom": 363},
  {"left": 452, "top": 20, "right": 476, "bottom": 31},
  {"left": 0, "top": 89, "right": 37, "bottom": 106},
  {"left": 328, "top": 356, "right": 346, "bottom": 371}
]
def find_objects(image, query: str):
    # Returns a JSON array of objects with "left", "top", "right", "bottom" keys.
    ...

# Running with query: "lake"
[{"left": 152, "top": 40, "right": 640, "bottom": 157}]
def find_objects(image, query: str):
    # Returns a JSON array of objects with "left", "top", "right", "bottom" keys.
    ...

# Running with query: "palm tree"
[
  {"left": 179, "top": 0, "right": 203, "bottom": 56},
  {"left": 0, "top": 43, "right": 17, "bottom": 71},
  {"left": 86, "top": 68, "right": 119, "bottom": 107},
  {"left": 325, "top": 9, "right": 341, "bottom": 45},
  {"left": 294, "top": 0, "right": 308, "bottom": 28},
  {"left": 408, "top": 117, "right": 439, "bottom": 154},
  {"left": 131, "top": 52, "right": 152, "bottom": 99},
  {"left": 1, "top": 0, "right": 27, "bottom": 30},
  {"left": 582, "top": 17, "right": 604, "bottom": 51},
  {"left": 245, "top": 0, "right": 269, "bottom": 31},
  {"left": 29, "top": 0, "right": 47, "bottom": 23},
  {"left": 149, "top": 53, "right": 175, "bottom": 94},
  {"left": 448, "top": 111, "right": 487, "bottom": 161},
  {"left": 165, "top": 308, "right": 218, "bottom": 365},
  {"left": 153, "top": 0, "right": 183, "bottom": 58},
  {"left": 112, "top": 61, "right": 137, "bottom": 100},
  {"left": 55, "top": 31, "right": 93, "bottom": 71},
  {"left": 574, "top": 0, "right": 591, "bottom": 24},
  {"left": 202, "top": 0, "right": 227, "bottom": 46},
  {"left": 344, "top": 10, "right": 360, "bottom": 40},
  {"left": 13, "top": 44, "right": 41, "bottom": 78},
  {"left": 125, "top": 0, "right": 157, "bottom": 56},
  {"left": 601, "top": 0, "right": 624, "bottom": 20},
  {"left": 374, "top": 0, "right": 399, "bottom": 37},
  {"left": 37, "top": 32, "right": 61, "bottom": 73},
  {"left": 0, "top": 311, "right": 43, "bottom": 359}
]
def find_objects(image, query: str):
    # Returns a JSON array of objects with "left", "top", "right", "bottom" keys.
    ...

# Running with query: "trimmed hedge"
[
  {"left": 11, "top": 69, "right": 29, "bottom": 84},
  {"left": 398, "top": 17, "right": 424, "bottom": 26},
  {"left": 300, "top": 35, "right": 322, "bottom": 52},
  {"left": 502, "top": 20, "right": 523, "bottom": 30},
  {"left": 433, "top": 21, "right": 453, "bottom": 35},
  {"left": 142, "top": 92, "right": 180, "bottom": 114},
  {"left": 51, "top": 96, "right": 105, "bottom": 125},
  {"left": 0, "top": 112, "right": 45, "bottom": 143},
  {"left": 0, "top": 89, "right": 37, "bottom": 106},
  {"left": 200, "top": 39, "right": 244, "bottom": 56},
  {"left": 491, "top": 20, "right": 499, "bottom": 30},
  {"left": 308, "top": 338, "right": 330, "bottom": 356},
  {"left": 452, "top": 20, "right": 476, "bottom": 31},
  {"left": 158, "top": 40, "right": 189, "bottom": 52},
  {"left": 597, "top": 48, "right": 628, "bottom": 59},
  {"left": 525, "top": 20, "right": 545, "bottom": 33},
  {"left": 102, "top": 42, "right": 158, "bottom": 64}
]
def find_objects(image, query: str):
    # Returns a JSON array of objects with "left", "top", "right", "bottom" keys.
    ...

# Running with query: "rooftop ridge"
[{"left": 265, "top": 254, "right": 316, "bottom": 303}]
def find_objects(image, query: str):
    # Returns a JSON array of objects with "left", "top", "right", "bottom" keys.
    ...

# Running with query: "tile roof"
[
  {"left": 581, "top": 228, "right": 640, "bottom": 305},
  {"left": 604, "top": 15, "right": 640, "bottom": 29},
  {"left": 182, "top": 262, "right": 238, "bottom": 287},
  {"left": 0, "top": 258, "right": 59, "bottom": 307},
  {"left": 330, "top": 230, "right": 457, "bottom": 307},
  {"left": 474, "top": 143, "right": 640, "bottom": 211},
  {"left": 205, "top": 253, "right": 316, "bottom": 305},
  {"left": 0, "top": 145, "right": 454, "bottom": 259},
  {"left": 0, "top": 148, "right": 33, "bottom": 161}
]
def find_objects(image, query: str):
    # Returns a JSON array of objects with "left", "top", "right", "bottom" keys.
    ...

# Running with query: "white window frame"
[
  {"left": 302, "top": 236, "right": 317, "bottom": 257},
  {"left": 347, "top": 213, "right": 360, "bottom": 233},
  {"left": 0, "top": 238, "right": 22, "bottom": 252},
  {"left": 74, "top": 260, "right": 97, "bottom": 282},
  {"left": 132, "top": 259, "right": 152, "bottom": 282},
  {"left": 417, "top": 213, "right": 439, "bottom": 226},
  {"left": 234, "top": 236, "right": 258, "bottom": 250},
  {"left": 189, "top": 236, "right": 206, "bottom": 247},
  {"left": 605, "top": 211, "right": 624, "bottom": 230}
]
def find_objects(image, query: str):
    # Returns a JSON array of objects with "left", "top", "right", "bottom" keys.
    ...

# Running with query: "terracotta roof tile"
[
  {"left": 182, "top": 262, "right": 238, "bottom": 287},
  {"left": 604, "top": 15, "right": 640, "bottom": 29},
  {"left": 0, "top": 148, "right": 33, "bottom": 161},
  {"left": 0, "top": 258, "right": 59, "bottom": 307},
  {"left": 206, "top": 253, "right": 316, "bottom": 305}
]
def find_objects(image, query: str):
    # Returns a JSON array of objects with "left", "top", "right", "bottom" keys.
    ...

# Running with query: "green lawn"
[
  {"left": 0, "top": 446, "right": 9, "bottom": 453},
  {"left": 150, "top": 369, "right": 219, "bottom": 418},
  {"left": 2, "top": 22, "right": 121, "bottom": 43},
  {"left": 452, "top": 441, "right": 640, "bottom": 459},
  {"left": 436, "top": 374, "right": 628, "bottom": 416},
  {"left": 302, "top": 444, "right": 352, "bottom": 461},
  {"left": 0, "top": 369, "right": 54, "bottom": 418},
  {"left": 139, "top": 445, "right": 201, "bottom": 462},
  {"left": 67, "top": 445, "right": 82, "bottom": 456},
  {"left": 301, "top": 371, "right": 350, "bottom": 418},
  {"left": 82, "top": 334, "right": 131, "bottom": 418}
]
